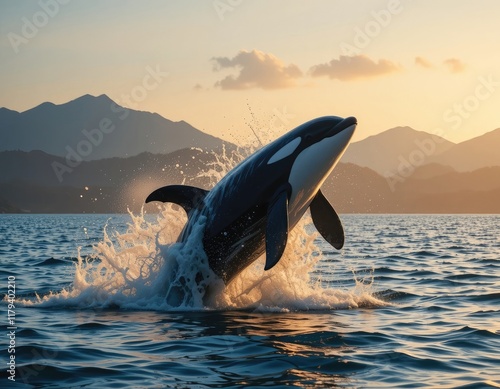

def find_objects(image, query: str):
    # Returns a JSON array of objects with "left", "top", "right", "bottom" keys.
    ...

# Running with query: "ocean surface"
[{"left": 1, "top": 213, "right": 499, "bottom": 388}]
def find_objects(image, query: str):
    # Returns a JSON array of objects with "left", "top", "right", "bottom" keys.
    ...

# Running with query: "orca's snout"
[
  {"left": 327, "top": 116, "right": 357, "bottom": 138},
  {"left": 337, "top": 116, "right": 357, "bottom": 132}
]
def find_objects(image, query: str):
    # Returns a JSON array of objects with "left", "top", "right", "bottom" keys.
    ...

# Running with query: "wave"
[
  {"left": 20, "top": 149, "right": 387, "bottom": 312},
  {"left": 36, "top": 257, "right": 79, "bottom": 266},
  {"left": 22, "top": 207, "right": 384, "bottom": 312}
]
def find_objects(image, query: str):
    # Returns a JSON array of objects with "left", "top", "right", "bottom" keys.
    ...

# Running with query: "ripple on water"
[{"left": 2, "top": 214, "right": 500, "bottom": 388}]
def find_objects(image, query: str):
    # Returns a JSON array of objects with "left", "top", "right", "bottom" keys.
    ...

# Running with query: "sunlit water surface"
[{"left": 1, "top": 213, "right": 499, "bottom": 388}]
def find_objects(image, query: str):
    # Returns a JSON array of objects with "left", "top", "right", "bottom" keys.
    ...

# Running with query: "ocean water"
[{"left": 1, "top": 213, "right": 499, "bottom": 388}]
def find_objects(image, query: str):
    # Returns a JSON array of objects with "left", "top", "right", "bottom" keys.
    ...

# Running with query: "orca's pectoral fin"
[
  {"left": 145, "top": 185, "right": 209, "bottom": 215},
  {"left": 310, "top": 189, "right": 344, "bottom": 249},
  {"left": 264, "top": 190, "right": 289, "bottom": 271}
]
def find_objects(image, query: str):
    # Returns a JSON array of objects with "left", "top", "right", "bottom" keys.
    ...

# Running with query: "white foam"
[{"left": 25, "top": 147, "right": 386, "bottom": 311}]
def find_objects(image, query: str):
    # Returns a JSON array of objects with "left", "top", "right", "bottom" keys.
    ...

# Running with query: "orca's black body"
[{"left": 146, "top": 116, "right": 357, "bottom": 284}]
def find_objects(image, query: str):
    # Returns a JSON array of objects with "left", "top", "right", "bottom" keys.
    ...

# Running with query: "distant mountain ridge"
[
  {"left": 0, "top": 148, "right": 220, "bottom": 213},
  {"left": 2, "top": 149, "right": 500, "bottom": 213},
  {"left": 0, "top": 94, "right": 229, "bottom": 160},
  {"left": 344, "top": 126, "right": 500, "bottom": 175},
  {"left": 342, "top": 126, "right": 455, "bottom": 176},
  {"left": 2, "top": 95, "right": 499, "bottom": 174},
  {"left": 1, "top": 94, "right": 500, "bottom": 213},
  {"left": 427, "top": 128, "right": 500, "bottom": 172}
]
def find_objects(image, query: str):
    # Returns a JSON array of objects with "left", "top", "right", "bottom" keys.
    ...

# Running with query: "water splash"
[{"left": 27, "top": 146, "right": 385, "bottom": 311}]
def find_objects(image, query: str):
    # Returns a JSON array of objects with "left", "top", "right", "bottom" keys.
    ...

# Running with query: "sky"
[{"left": 1, "top": 0, "right": 499, "bottom": 144}]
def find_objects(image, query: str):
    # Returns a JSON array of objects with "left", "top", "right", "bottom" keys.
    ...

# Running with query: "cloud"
[
  {"left": 212, "top": 49, "right": 302, "bottom": 90},
  {"left": 309, "top": 55, "right": 400, "bottom": 81},
  {"left": 415, "top": 56, "right": 433, "bottom": 69},
  {"left": 443, "top": 58, "right": 466, "bottom": 73}
]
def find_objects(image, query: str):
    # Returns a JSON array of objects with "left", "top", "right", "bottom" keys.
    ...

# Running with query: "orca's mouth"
[{"left": 327, "top": 116, "right": 357, "bottom": 137}]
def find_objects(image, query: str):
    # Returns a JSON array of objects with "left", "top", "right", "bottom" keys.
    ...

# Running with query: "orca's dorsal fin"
[
  {"left": 310, "top": 189, "right": 344, "bottom": 249},
  {"left": 264, "top": 189, "right": 289, "bottom": 271},
  {"left": 145, "top": 185, "right": 209, "bottom": 215}
]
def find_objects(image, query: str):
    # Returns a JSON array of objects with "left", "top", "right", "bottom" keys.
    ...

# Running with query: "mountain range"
[
  {"left": 0, "top": 94, "right": 228, "bottom": 159},
  {"left": 2, "top": 150, "right": 499, "bottom": 213},
  {"left": 343, "top": 126, "right": 500, "bottom": 175},
  {"left": 1, "top": 94, "right": 499, "bottom": 213}
]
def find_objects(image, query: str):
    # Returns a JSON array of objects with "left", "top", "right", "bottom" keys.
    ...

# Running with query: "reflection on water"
[{"left": 2, "top": 214, "right": 500, "bottom": 388}]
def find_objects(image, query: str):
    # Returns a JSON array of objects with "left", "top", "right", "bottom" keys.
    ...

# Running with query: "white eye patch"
[{"left": 267, "top": 137, "right": 301, "bottom": 165}]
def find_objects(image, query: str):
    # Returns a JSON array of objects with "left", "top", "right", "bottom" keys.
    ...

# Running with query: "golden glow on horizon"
[{"left": 1, "top": 1, "right": 499, "bottom": 145}]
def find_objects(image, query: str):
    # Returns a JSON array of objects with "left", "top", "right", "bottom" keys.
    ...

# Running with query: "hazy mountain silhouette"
[
  {"left": 342, "top": 126, "right": 455, "bottom": 176},
  {"left": 323, "top": 163, "right": 396, "bottom": 213},
  {"left": 324, "top": 163, "right": 500, "bottom": 213},
  {"left": 2, "top": 149, "right": 499, "bottom": 213},
  {"left": 400, "top": 165, "right": 500, "bottom": 194},
  {"left": 0, "top": 149, "right": 223, "bottom": 188},
  {"left": 408, "top": 163, "right": 456, "bottom": 180},
  {"left": 428, "top": 128, "right": 500, "bottom": 171},
  {"left": 395, "top": 168, "right": 500, "bottom": 213},
  {"left": 0, "top": 196, "right": 20, "bottom": 213},
  {"left": 4, "top": 95, "right": 499, "bottom": 175},
  {"left": 2, "top": 97, "right": 500, "bottom": 213},
  {"left": 0, "top": 94, "right": 229, "bottom": 159},
  {"left": 0, "top": 148, "right": 233, "bottom": 213}
]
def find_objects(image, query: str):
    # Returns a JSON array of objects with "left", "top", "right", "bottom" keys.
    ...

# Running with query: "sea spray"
[
  {"left": 28, "top": 206, "right": 217, "bottom": 310},
  {"left": 26, "top": 145, "right": 385, "bottom": 311},
  {"left": 217, "top": 214, "right": 382, "bottom": 311}
]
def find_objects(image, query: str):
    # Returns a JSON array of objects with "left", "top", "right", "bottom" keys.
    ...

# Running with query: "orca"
[{"left": 146, "top": 116, "right": 357, "bottom": 284}]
